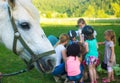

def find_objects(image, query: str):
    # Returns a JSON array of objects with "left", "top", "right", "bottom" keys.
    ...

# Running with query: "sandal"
[
  {"left": 94, "top": 80, "right": 97, "bottom": 83},
  {"left": 111, "top": 77, "right": 115, "bottom": 81},
  {"left": 102, "top": 79, "right": 111, "bottom": 83},
  {"left": 111, "top": 78, "right": 115, "bottom": 81},
  {"left": 102, "top": 77, "right": 107, "bottom": 80}
]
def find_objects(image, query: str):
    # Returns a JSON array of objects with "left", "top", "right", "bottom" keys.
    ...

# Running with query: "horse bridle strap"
[{"left": 8, "top": 7, "right": 55, "bottom": 67}]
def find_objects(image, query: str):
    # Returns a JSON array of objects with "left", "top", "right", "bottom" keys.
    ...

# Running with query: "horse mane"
[{"left": 17, "top": 0, "right": 40, "bottom": 23}]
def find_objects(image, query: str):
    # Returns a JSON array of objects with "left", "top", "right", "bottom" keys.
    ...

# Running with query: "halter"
[{"left": 7, "top": 6, "right": 55, "bottom": 71}]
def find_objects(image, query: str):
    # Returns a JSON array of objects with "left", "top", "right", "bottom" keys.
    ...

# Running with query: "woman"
[{"left": 52, "top": 33, "right": 69, "bottom": 82}]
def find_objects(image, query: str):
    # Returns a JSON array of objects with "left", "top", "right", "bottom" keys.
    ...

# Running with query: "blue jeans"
[
  {"left": 52, "top": 63, "right": 84, "bottom": 81},
  {"left": 52, "top": 63, "right": 66, "bottom": 76}
]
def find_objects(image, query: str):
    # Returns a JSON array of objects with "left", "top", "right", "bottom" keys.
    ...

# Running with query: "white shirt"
[
  {"left": 77, "top": 29, "right": 84, "bottom": 42},
  {"left": 55, "top": 44, "right": 66, "bottom": 66}
]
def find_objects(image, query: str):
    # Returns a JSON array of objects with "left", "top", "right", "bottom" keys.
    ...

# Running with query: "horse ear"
[{"left": 8, "top": 0, "right": 15, "bottom": 9}]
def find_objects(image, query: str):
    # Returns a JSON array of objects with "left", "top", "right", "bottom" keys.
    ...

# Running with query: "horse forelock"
[{"left": 16, "top": 0, "right": 40, "bottom": 23}]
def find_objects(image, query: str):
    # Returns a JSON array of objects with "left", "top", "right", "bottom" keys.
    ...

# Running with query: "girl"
[
  {"left": 66, "top": 43, "right": 84, "bottom": 83},
  {"left": 76, "top": 18, "right": 97, "bottom": 43},
  {"left": 76, "top": 18, "right": 86, "bottom": 43},
  {"left": 52, "top": 33, "right": 69, "bottom": 82},
  {"left": 68, "top": 30, "right": 78, "bottom": 45},
  {"left": 82, "top": 26, "right": 98, "bottom": 83},
  {"left": 99, "top": 30, "right": 116, "bottom": 83}
]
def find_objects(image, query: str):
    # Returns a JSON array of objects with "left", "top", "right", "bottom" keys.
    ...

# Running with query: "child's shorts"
[
  {"left": 85, "top": 56, "right": 98, "bottom": 65},
  {"left": 67, "top": 64, "right": 84, "bottom": 81}
]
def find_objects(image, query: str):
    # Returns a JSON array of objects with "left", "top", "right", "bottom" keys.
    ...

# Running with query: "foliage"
[
  {"left": 97, "top": 9, "right": 109, "bottom": 18},
  {"left": 33, "top": 0, "right": 119, "bottom": 18},
  {"left": 111, "top": 3, "right": 120, "bottom": 17},
  {"left": 83, "top": 5, "right": 95, "bottom": 18}
]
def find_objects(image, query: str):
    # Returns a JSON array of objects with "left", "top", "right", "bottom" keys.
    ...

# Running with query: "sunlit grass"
[{"left": 0, "top": 19, "right": 120, "bottom": 83}]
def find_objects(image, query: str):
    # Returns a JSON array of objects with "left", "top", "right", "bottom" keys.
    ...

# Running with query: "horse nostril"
[{"left": 47, "top": 59, "right": 54, "bottom": 70}]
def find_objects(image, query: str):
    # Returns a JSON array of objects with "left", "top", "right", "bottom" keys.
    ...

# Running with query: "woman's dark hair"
[
  {"left": 82, "top": 25, "right": 94, "bottom": 40},
  {"left": 67, "top": 43, "right": 80, "bottom": 57}
]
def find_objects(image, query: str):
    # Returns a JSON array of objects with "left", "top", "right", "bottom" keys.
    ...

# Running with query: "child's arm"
[
  {"left": 84, "top": 42, "right": 89, "bottom": 53},
  {"left": 98, "top": 42, "right": 105, "bottom": 45},
  {"left": 78, "top": 56, "right": 82, "bottom": 62},
  {"left": 110, "top": 46, "right": 115, "bottom": 63},
  {"left": 79, "top": 34, "right": 83, "bottom": 43}
]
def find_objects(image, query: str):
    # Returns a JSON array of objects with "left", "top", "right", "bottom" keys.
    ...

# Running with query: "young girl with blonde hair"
[{"left": 99, "top": 30, "right": 116, "bottom": 83}]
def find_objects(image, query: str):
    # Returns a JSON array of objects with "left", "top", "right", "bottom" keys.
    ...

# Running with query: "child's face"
[
  {"left": 72, "top": 37, "right": 76, "bottom": 41},
  {"left": 104, "top": 34, "right": 111, "bottom": 41},
  {"left": 78, "top": 23, "right": 85, "bottom": 29}
]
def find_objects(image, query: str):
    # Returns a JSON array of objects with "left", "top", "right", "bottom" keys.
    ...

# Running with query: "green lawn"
[{"left": 0, "top": 19, "right": 120, "bottom": 83}]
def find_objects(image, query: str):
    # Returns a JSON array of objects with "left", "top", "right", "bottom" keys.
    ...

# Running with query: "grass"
[{"left": 0, "top": 19, "right": 120, "bottom": 83}]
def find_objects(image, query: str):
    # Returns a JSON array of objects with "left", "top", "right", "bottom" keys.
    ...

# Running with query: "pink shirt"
[{"left": 66, "top": 56, "right": 81, "bottom": 76}]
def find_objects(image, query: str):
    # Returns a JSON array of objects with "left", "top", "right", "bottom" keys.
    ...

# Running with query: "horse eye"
[{"left": 20, "top": 22, "right": 30, "bottom": 30}]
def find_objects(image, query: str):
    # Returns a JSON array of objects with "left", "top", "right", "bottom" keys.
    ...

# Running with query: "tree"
[
  {"left": 33, "top": 0, "right": 119, "bottom": 18},
  {"left": 83, "top": 5, "right": 95, "bottom": 18},
  {"left": 97, "top": 9, "right": 109, "bottom": 18},
  {"left": 111, "top": 3, "right": 120, "bottom": 17}
]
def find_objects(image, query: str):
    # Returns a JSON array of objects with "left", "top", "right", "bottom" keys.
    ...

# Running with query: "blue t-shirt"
[
  {"left": 48, "top": 35, "right": 58, "bottom": 46},
  {"left": 85, "top": 38, "right": 98, "bottom": 59},
  {"left": 69, "top": 40, "right": 79, "bottom": 45}
]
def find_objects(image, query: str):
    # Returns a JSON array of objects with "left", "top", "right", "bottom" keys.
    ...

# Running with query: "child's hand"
[{"left": 109, "top": 58, "right": 113, "bottom": 63}]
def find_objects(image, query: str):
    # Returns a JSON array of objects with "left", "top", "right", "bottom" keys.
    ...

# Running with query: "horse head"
[{"left": 0, "top": 0, "right": 56, "bottom": 73}]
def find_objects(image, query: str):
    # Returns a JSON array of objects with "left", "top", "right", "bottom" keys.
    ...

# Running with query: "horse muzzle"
[{"left": 35, "top": 54, "right": 56, "bottom": 73}]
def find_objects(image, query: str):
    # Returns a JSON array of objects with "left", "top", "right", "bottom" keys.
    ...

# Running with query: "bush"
[
  {"left": 112, "top": 3, "right": 120, "bottom": 17},
  {"left": 97, "top": 9, "right": 109, "bottom": 18},
  {"left": 83, "top": 5, "right": 95, "bottom": 18},
  {"left": 44, "top": 12, "right": 68, "bottom": 18}
]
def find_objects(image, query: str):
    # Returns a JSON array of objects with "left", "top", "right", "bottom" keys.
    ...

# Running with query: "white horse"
[{"left": 0, "top": 0, "right": 56, "bottom": 73}]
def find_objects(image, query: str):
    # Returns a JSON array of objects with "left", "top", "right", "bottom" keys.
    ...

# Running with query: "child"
[
  {"left": 66, "top": 43, "right": 84, "bottom": 83},
  {"left": 48, "top": 35, "right": 58, "bottom": 46},
  {"left": 76, "top": 18, "right": 97, "bottom": 43},
  {"left": 82, "top": 25, "right": 98, "bottom": 83},
  {"left": 98, "top": 30, "right": 116, "bottom": 83},
  {"left": 52, "top": 33, "right": 69, "bottom": 82},
  {"left": 68, "top": 30, "right": 78, "bottom": 45},
  {"left": 76, "top": 18, "right": 86, "bottom": 43}
]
